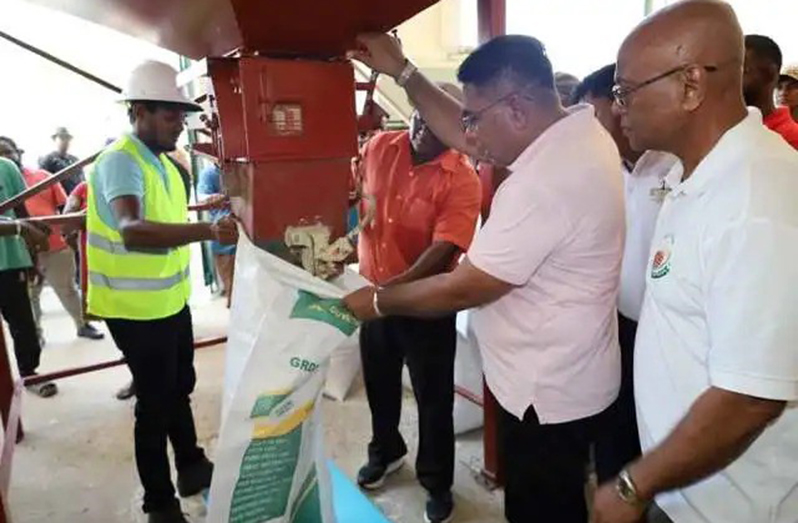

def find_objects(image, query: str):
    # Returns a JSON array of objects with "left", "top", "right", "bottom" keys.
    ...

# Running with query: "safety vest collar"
[{"left": 123, "top": 133, "right": 171, "bottom": 192}]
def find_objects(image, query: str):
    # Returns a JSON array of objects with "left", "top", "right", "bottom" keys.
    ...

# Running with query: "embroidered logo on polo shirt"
[{"left": 651, "top": 235, "right": 674, "bottom": 279}]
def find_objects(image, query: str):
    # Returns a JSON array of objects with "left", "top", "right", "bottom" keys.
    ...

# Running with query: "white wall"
[
  {"left": 0, "top": 0, "right": 178, "bottom": 167},
  {"left": 654, "top": 0, "right": 798, "bottom": 62},
  {"left": 507, "top": 0, "right": 644, "bottom": 78},
  {"left": 506, "top": 0, "right": 797, "bottom": 79}
]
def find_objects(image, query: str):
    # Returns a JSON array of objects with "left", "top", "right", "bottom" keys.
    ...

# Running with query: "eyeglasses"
[
  {"left": 461, "top": 92, "right": 522, "bottom": 132},
  {"left": 612, "top": 64, "right": 719, "bottom": 108}
]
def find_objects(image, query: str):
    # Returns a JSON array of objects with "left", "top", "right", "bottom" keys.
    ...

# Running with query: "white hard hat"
[
  {"left": 781, "top": 63, "right": 798, "bottom": 83},
  {"left": 120, "top": 60, "right": 202, "bottom": 112}
]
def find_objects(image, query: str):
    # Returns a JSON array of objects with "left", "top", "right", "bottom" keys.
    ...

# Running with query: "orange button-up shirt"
[
  {"left": 22, "top": 167, "right": 68, "bottom": 251},
  {"left": 358, "top": 131, "right": 481, "bottom": 285}
]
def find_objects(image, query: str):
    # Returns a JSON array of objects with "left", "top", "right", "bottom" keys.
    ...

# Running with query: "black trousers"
[
  {"left": 0, "top": 269, "right": 41, "bottom": 376},
  {"left": 106, "top": 305, "right": 206, "bottom": 513},
  {"left": 498, "top": 401, "right": 609, "bottom": 523},
  {"left": 360, "top": 315, "right": 456, "bottom": 495},
  {"left": 594, "top": 313, "right": 642, "bottom": 482}
]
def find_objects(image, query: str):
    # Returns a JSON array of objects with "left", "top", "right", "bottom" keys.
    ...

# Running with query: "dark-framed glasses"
[
  {"left": 461, "top": 91, "right": 522, "bottom": 132},
  {"left": 612, "top": 64, "right": 720, "bottom": 108}
]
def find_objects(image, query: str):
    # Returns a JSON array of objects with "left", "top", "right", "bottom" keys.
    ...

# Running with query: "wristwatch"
[
  {"left": 616, "top": 469, "right": 646, "bottom": 507},
  {"left": 396, "top": 59, "right": 418, "bottom": 87}
]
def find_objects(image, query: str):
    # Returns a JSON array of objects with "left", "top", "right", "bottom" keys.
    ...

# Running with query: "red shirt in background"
[
  {"left": 71, "top": 181, "right": 88, "bottom": 211},
  {"left": 70, "top": 181, "right": 89, "bottom": 289},
  {"left": 21, "top": 167, "right": 68, "bottom": 251},
  {"left": 764, "top": 107, "right": 798, "bottom": 150},
  {"left": 357, "top": 131, "right": 481, "bottom": 285}
]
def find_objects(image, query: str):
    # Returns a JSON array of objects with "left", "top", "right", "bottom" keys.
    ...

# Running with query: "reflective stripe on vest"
[
  {"left": 88, "top": 266, "right": 190, "bottom": 291},
  {"left": 87, "top": 232, "right": 171, "bottom": 256}
]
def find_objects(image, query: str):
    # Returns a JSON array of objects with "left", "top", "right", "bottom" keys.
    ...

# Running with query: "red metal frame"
[
  {"left": 0, "top": 323, "right": 23, "bottom": 523},
  {"left": 205, "top": 56, "right": 357, "bottom": 249},
  {"left": 477, "top": 0, "right": 507, "bottom": 488},
  {"left": 454, "top": 385, "right": 483, "bottom": 407},
  {"left": 23, "top": 336, "right": 226, "bottom": 387},
  {"left": 478, "top": 0, "right": 507, "bottom": 47}
]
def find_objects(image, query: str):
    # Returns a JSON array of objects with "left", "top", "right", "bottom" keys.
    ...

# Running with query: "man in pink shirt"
[
  {"left": 345, "top": 34, "right": 624, "bottom": 522},
  {"left": 0, "top": 137, "right": 104, "bottom": 343}
]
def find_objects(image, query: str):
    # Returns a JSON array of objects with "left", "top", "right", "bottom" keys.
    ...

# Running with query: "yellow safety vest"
[{"left": 86, "top": 136, "right": 191, "bottom": 320}]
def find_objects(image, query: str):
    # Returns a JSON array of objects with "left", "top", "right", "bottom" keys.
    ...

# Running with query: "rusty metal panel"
[
  {"left": 231, "top": 0, "right": 439, "bottom": 56},
  {"left": 25, "top": 0, "right": 440, "bottom": 58},
  {"left": 230, "top": 160, "right": 350, "bottom": 250},
  {"left": 211, "top": 58, "right": 356, "bottom": 248},
  {"left": 237, "top": 58, "right": 358, "bottom": 161}
]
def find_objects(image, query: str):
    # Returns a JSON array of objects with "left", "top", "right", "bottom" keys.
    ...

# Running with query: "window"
[{"left": 507, "top": 0, "right": 643, "bottom": 78}]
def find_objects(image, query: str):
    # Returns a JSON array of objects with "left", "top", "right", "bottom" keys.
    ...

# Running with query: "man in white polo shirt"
[
  {"left": 592, "top": 2, "right": 798, "bottom": 523},
  {"left": 345, "top": 34, "right": 625, "bottom": 522}
]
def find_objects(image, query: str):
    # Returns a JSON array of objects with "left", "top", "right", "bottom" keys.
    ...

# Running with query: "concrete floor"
[{"left": 5, "top": 288, "right": 503, "bottom": 523}]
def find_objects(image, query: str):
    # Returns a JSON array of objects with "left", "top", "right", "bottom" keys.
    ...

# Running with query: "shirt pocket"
[{"left": 402, "top": 197, "right": 436, "bottom": 231}]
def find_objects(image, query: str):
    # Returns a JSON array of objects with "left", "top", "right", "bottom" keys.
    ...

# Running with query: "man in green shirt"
[{"left": 0, "top": 156, "right": 57, "bottom": 397}]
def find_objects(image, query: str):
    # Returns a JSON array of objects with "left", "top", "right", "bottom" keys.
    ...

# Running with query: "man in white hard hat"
[{"left": 86, "top": 60, "right": 237, "bottom": 523}]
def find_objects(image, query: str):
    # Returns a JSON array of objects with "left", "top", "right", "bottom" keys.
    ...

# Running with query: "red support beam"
[
  {"left": 454, "top": 385, "right": 483, "bottom": 407},
  {"left": 476, "top": 0, "right": 506, "bottom": 488},
  {"left": 23, "top": 336, "right": 227, "bottom": 386},
  {"left": 477, "top": 0, "right": 507, "bottom": 45},
  {"left": 0, "top": 321, "right": 21, "bottom": 523}
]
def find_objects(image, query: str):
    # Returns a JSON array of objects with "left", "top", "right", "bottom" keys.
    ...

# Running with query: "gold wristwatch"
[{"left": 616, "top": 469, "right": 646, "bottom": 507}]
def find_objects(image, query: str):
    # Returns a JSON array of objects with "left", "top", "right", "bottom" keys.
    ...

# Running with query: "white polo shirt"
[
  {"left": 468, "top": 105, "right": 625, "bottom": 424},
  {"left": 636, "top": 109, "right": 798, "bottom": 523},
  {"left": 618, "top": 151, "right": 681, "bottom": 321}
]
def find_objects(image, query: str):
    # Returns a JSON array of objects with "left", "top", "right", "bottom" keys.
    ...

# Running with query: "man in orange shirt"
[
  {"left": 355, "top": 107, "right": 480, "bottom": 523},
  {"left": 0, "top": 137, "right": 104, "bottom": 343},
  {"left": 743, "top": 35, "right": 798, "bottom": 149}
]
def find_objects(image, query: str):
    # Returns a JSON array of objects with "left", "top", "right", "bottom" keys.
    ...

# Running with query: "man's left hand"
[
  {"left": 592, "top": 482, "right": 647, "bottom": 523},
  {"left": 343, "top": 286, "right": 380, "bottom": 321}
]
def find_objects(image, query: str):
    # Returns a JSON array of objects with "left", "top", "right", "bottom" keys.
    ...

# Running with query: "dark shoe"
[
  {"left": 115, "top": 380, "right": 135, "bottom": 400},
  {"left": 177, "top": 457, "right": 214, "bottom": 497},
  {"left": 147, "top": 506, "right": 189, "bottom": 523},
  {"left": 356, "top": 456, "right": 404, "bottom": 490},
  {"left": 25, "top": 379, "right": 58, "bottom": 398},
  {"left": 77, "top": 323, "right": 105, "bottom": 340},
  {"left": 425, "top": 491, "right": 454, "bottom": 523}
]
